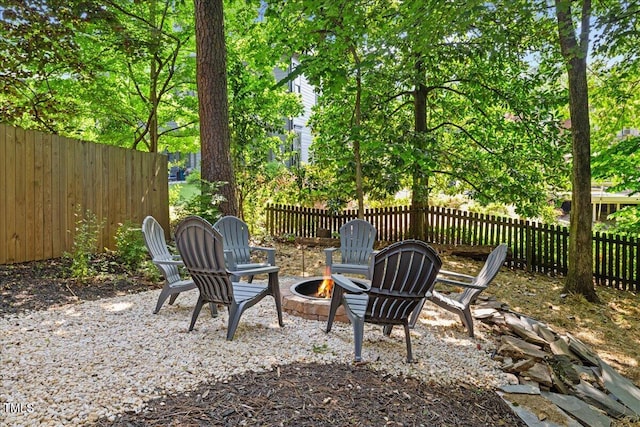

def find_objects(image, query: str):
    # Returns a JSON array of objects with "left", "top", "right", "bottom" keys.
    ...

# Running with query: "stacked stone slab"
[{"left": 472, "top": 296, "right": 640, "bottom": 427}]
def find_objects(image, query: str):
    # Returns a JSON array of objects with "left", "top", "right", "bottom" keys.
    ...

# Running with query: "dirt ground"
[{"left": 2, "top": 240, "right": 639, "bottom": 426}]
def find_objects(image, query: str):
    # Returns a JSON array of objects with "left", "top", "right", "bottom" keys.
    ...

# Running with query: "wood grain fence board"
[
  {"left": 0, "top": 126, "right": 7, "bottom": 264},
  {"left": 25, "top": 129, "right": 36, "bottom": 261},
  {"left": 33, "top": 131, "right": 45, "bottom": 260},
  {"left": 15, "top": 127, "right": 27, "bottom": 261},
  {"left": 5, "top": 126, "right": 17, "bottom": 263}
]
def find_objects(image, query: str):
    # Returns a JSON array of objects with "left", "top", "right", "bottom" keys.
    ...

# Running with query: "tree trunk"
[
  {"left": 350, "top": 46, "right": 365, "bottom": 219},
  {"left": 149, "top": 0, "right": 159, "bottom": 153},
  {"left": 555, "top": 0, "right": 598, "bottom": 302},
  {"left": 194, "top": 0, "right": 237, "bottom": 216},
  {"left": 410, "top": 60, "right": 428, "bottom": 239}
]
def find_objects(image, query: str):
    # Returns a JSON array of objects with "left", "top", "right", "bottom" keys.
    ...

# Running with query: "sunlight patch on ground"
[{"left": 100, "top": 301, "right": 134, "bottom": 312}]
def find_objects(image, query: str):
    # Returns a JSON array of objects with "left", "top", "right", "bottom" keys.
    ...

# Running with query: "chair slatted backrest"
[
  {"left": 366, "top": 240, "right": 441, "bottom": 323},
  {"left": 458, "top": 243, "right": 508, "bottom": 307},
  {"left": 213, "top": 216, "right": 252, "bottom": 265},
  {"left": 339, "top": 219, "right": 376, "bottom": 264},
  {"left": 175, "top": 216, "right": 234, "bottom": 305},
  {"left": 142, "top": 216, "right": 182, "bottom": 285}
]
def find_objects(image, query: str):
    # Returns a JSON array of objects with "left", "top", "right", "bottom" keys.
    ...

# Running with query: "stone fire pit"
[{"left": 281, "top": 276, "right": 368, "bottom": 323}]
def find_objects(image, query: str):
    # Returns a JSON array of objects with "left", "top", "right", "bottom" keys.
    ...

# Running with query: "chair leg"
[
  {"left": 460, "top": 308, "right": 475, "bottom": 338},
  {"left": 268, "top": 272, "right": 284, "bottom": 327},
  {"left": 325, "top": 286, "right": 344, "bottom": 333},
  {"left": 403, "top": 323, "right": 415, "bottom": 363},
  {"left": 188, "top": 297, "right": 205, "bottom": 331},
  {"left": 408, "top": 297, "right": 427, "bottom": 328},
  {"left": 383, "top": 325, "right": 393, "bottom": 336},
  {"left": 247, "top": 275, "right": 254, "bottom": 283},
  {"left": 209, "top": 302, "right": 218, "bottom": 317},
  {"left": 226, "top": 302, "right": 242, "bottom": 341},
  {"left": 153, "top": 286, "right": 172, "bottom": 314},
  {"left": 168, "top": 293, "right": 179, "bottom": 305},
  {"left": 352, "top": 316, "right": 365, "bottom": 363}
]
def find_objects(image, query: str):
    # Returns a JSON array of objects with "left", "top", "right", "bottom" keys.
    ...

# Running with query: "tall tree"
[
  {"left": 555, "top": 0, "right": 598, "bottom": 302},
  {"left": 194, "top": 0, "right": 237, "bottom": 216}
]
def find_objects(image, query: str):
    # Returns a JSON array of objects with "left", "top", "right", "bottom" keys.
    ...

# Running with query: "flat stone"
[
  {"left": 498, "top": 392, "right": 582, "bottom": 427},
  {"left": 499, "top": 335, "right": 548, "bottom": 360},
  {"left": 505, "top": 357, "right": 538, "bottom": 373},
  {"left": 473, "top": 307, "right": 498, "bottom": 319},
  {"left": 519, "top": 316, "right": 539, "bottom": 331},
  {"left": 524, "top": 363, "right": 553, "bottom": 387},
  {"left": 574, "top": 380, "right": 635, "bottom": 418},
  {"left": 566, "top": 333, "right": 600, "bottom": 366},
  {"left": 542, "top": 391, "right": 612, "bottom": 427},
  {"left": 549, "top": 338, "right": 580, "bottom": 363},
  {"left": 500, "top": 384, "right": 541, "bottom": 395},
  {"left": 598, "top": 360, "right": 640, "bottom": 416},
  {"left": 510, "top": 323, "right": 549, "bottom": 346},
  {"left": 532, "top": 323, "right": 558, "bottom": 344}
]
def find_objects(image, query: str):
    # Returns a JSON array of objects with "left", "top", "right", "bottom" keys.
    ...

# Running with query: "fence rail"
[
  {"left": 1, "top": 124, "right": 169, "bottom": 264},
  {"left": 266, "top": 204, "right": 639, "bottom": 292}
]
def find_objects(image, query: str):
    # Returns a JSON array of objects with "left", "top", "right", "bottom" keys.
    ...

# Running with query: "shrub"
[
  {"left": 114, "top": 221, "right": 148, "bottom": 270},
  {"left": 65, "top": 209, "right": 103, "bottom": 279}
]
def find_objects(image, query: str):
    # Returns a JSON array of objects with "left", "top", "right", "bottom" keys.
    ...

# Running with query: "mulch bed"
[
  {"left": 1, "top": 256, "right": 525, "bottom": 426},
  {"left": 0, "top": 254, "right": 160, "bottom": 316},
  {"left": 97, "top": 363, "right": 525, "bottom": 427}
]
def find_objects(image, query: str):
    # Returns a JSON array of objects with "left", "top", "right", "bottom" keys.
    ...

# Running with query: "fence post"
[{"left": 525, "top": 220, "right": 533, "bottom": 272}]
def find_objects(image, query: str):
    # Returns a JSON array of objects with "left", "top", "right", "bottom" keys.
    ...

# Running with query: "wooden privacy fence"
[
  {"left": 266, "top": 204, "right": 640, "bottom": 292},
  {"left": 0, "top": 124, "right": 169, "bottom": 264}
]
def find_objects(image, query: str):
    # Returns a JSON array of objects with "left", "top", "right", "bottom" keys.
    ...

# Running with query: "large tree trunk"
[
  {"left": 410, "top": 59, "right": 428, "bottom": 239},
  {"left": 555, "top": 0, "right": 598, "bottom": 302},
  {"left": 149, "top": 0, "right": 159, "bottom": 153},
  {"left": 194, "top": 0, "right": 237, "bottom": 216},
  {"left": 350, "top": 46, "right": 365, "bottom": 219}
]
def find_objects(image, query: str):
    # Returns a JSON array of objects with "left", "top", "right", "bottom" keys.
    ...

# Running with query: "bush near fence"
[
  {"left": 0, "top": 124, "right": 169, "bottom": 264},
  {"left": 266, "top": 204, "right": 639, "bottom": 292}
]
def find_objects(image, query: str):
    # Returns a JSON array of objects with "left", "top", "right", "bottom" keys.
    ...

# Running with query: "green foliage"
[
  {"left": 173, "top": 179, "right": 225, "bottom": 225},
  {"left": 114, "top": 221, "right": 148, "bottom": 270},
  {"left": 65, "top": 209, "right": 103, "bottom": 279},
  {"left": 168, "top": 184, "right": 181, "bottom": 207},
  {"left": 596, "top": 207, "right": 640, "bottom": 237}
]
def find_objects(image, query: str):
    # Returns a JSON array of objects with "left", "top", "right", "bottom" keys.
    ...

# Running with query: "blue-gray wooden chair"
[
  {"left": 409, "top": 243, "right": 508, "bottom": 337},
  {"left": 213, "top": 216, "right": 276, "bottom": 283},
  {"left": 324, "top": 219, "right": 377, "bottom": 279},
  {"left": 326, "top": 240, "right": 442, "bottom": 363},
  {"left": 142, "top": 215, "right": 198, "bottom": 314},
  {"left": 175, "top": 216, "right": 283, "bottom": 340}
]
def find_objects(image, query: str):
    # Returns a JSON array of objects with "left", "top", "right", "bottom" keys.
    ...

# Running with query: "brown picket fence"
[{"left": 266, "top": 204, "right": 639, "bottom": 292}]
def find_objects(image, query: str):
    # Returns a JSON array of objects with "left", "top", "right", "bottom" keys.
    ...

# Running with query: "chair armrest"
[
  {"left": 153, "top": 258, "right": 184, "bottom": 266},
  {"left": 438, "top": 269, "right": 475, "bottom": 281},
  {"left": 249, "top": 246, "right": 276, "bottom": 266},
  {"left": 332, "top": 274, "right": 370, "bottom": 294},
  {"left": 436, "top": 277, "right": 486, "bottom": 290},
  {"left": 324, "top": 247, "right": 338, "bottom": 267},
  {"left": 228, "top": 265, "right": 279, "bottom": 277}
]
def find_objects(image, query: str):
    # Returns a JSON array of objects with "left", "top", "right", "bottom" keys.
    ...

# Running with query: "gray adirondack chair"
[
  {"left": 409, "top": 243, "right": 508, "bottom": 337},
  {"left": 326, "top": 240, "right": 442, "bottom": 363},
  {"left": 175, "top": 216, "right": 284, "bottom": 340},
  {"left": 213, "top": 216, "right": 276, "bottom": 283},
  {"left": 142, "top": 215, "right": 197, "bottom": 314},
  {"left": 325, "top": 219, "right": 377, "bottom": 279}
]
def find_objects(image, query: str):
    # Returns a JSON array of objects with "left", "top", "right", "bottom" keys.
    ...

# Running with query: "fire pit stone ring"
[{"left": 281, "top": 276, "right": 368, "bottom": 323}]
